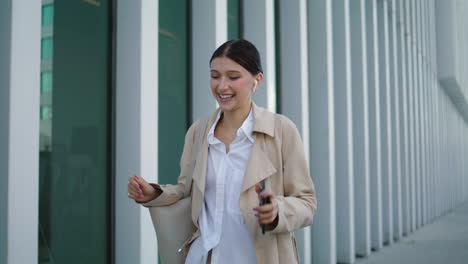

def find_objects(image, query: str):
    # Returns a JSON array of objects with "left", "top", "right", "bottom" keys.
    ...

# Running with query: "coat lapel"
[
  {"left": 191, "top": 143, "right": 208, "bottom": 227},
  {"left": 192, "top": 142, "right": 208, "bottom": 194},
  {"left": 191, "top": 110, "right": 219, "bottom": 227},
  {"left": 241, "top": 102, "right": 277, "bottom": 192},
  {"left": 241, "top": 134, "right": 277, "bottom": 192}
]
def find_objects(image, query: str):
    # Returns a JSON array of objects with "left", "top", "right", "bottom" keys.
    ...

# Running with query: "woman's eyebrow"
[
  {"left": 210, "top": 70, "right": 240, "bottom": 73},
  {"left": 210, "top": 69, "right": 241, "bottom": 74}
]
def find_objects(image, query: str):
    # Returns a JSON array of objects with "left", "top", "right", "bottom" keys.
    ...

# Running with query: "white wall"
[
  {"left": 115, "top": 1, "right": 159, "bottom": 263},
  {"left": 0, "top": 0, "right": 41, "bottom": 263}
]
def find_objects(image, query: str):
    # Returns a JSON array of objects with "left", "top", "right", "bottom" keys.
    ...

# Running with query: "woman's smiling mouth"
[{"left": 218, "top": 94, "right": 234, "bottom": 103}]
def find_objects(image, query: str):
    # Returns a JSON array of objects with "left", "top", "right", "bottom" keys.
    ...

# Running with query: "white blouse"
[{"left": 185, "top": 109, "right": 257, "bottom": 264}]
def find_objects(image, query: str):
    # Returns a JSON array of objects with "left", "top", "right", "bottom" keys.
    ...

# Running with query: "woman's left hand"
[{"left": 254, "top": 185, "right": 279, "bottom": 231}]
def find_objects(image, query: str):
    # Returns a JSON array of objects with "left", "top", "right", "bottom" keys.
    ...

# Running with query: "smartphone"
[{"left": 260, "top": 180, "right": 270, "bottom": 234}]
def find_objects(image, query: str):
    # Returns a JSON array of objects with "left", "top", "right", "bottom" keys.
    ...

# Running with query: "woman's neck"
[{"left": 221, "top": 102, "right": 252, "bottom": 130}]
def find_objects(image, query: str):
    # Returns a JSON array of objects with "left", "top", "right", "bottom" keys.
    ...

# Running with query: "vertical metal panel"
[
  {"left": 443, "top": 89, "right": 447, "bottom": 213},
  {"left": 366, "top": 0, "right": 383, "bottom": 249},
  {"left": 191, "top": 0, "right": 227, "bottom": 120},
  {"left": 433, "top": 73, "right": 438, "bottom": 219},
  {"left": 243, "top": 0, "right": 276, "bottom": 112},
  {"left": 465, "top": 120, "right": 468, "bottom": 201},
  {"left": 420, "top": 0, "right": 429, "bottom": 225},
  {"left": 416, "top": 0, "right": 424, "bottom": 226},
  {"left": 0, "top": 0, "right": 41, "bottom": 263},
  {"left": 140, "top": 2, "right": 159, "bottom": 262},
  {"left": 416, "top": 0, "right": 425, "bottom": 228},
  {"left": 439, "top": 85, "right": 443, "bottom": 215},
  {"left": 389, "top": 0, "right": 403, "bottom": 241},
  {"left": 439, "top": 74, "right": 443, "bottom": 216},
  {"left": 405, "top": 0, "right": 417, "bottom": 232},
  {"left": 431, "top": 12, "right": 435, "bottom": 219},
  {"left": 333, "top": 0, "right": 355, "bottom": 261},
  {"left": 427, "top": 0, "right": 433, "bottom": 222},
  {"left": 115, "top": 1, "right": 159, "bottom": 263},
  {"left": 377, "top": 0, "right": 393, "bottom": 245},
  {"left": 410, "top": 0, "right": 421, "bottom": 231},
  {"left": 428, "top": 0, "right": 435, "bottom": 221},
  {"left": 277, "top": 0, "right": 311, "bottom": 262},
  {"left": 443, "top": 87, "right": 447, "bottom": 214},
  {"left": 435, "top": 77, "right": 441, "bottom": 217},
  {"left": 397, "top": 0, "right": 411, "bottom": 236},
  {"left": 425, "top": 0, "right": 434, "bottom": 222},
  {"left": 431, "top": 0, "right": 441, "bottom": 218},
  {"left": 308, "top": 0, "right": 337, "bottom": 262},
  {"left": 350, "top": 0, "right": 372, "bottom": 256},
  {"left": 0, "top": 0, "right": 11, "bottom": 261},
  {"left": 443, "top": 91, "right": 448, "bottom": 213},
  {"left": 418, "top": 0, "right": 424, "bottom": 225}
]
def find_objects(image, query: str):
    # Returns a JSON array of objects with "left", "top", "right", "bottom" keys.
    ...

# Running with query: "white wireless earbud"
[{"left": 253, "top": 80, "right": 258, "bottom": 92}]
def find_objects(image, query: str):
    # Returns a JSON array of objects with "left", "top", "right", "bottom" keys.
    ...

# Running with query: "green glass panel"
[
  {"left": 38, "top": 1, "right": 111, "bottom": 263},
  {"left": 40, "top": 105, "right": 52, "bottom": 120},
  {"left": 41, "top": 38, "right": 53, "bottom": 59},
  {"left": 228, "top": 0, "right": 240, "bottom": 40},
  {"left": 42, "top": 5, "right": 54, "bottom": 26},
  {"left": 158, "top": 0, "right": 189, "bottom": 185},
  {"left": 274, "top": 0, "right": 282, "bottom": 114},
  {"left": 41, "top": 72, "right": 53, "bottom": 93}
]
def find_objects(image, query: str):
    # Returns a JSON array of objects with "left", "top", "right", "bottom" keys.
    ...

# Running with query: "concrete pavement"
[{"left": 354, "top": 201, "right": 468, "bottom": 264}]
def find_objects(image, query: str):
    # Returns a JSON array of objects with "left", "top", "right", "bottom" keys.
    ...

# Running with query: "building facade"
[{"left": 1, "top": 0, "right": 467, "bottom": 263}]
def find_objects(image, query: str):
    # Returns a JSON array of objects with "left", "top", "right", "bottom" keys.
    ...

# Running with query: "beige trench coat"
[{"left": 143, "top": 103, "right": 317, "bottom": 264}]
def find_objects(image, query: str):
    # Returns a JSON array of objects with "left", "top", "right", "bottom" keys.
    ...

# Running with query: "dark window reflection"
[{"left": 39, "top": 1, "right": 111, "bottom": 263}]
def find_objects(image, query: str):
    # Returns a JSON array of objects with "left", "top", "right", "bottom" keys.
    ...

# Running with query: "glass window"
[
  {"left": 158, "top": 0, "right": 190, "bottom": 185},
  {"left": 40, "top": 105, "right": 52, "bottom": 120},
  {"left": 41, "top": 38, "right": 53, "bottom": 59},
  {"left": 274, "top": 0, "right": 282, "bottom": 113},
  {"left": 228, "top": 0, "right": 241, "bottom": 40},
  {"left": 38, "top": 1, "right": 112, "bottom": 263},
  {"left": 41, "top": 72, "right": 53, "bottom": 94},
  {"left": 42, "top": 5, "right": 54, "bottom": 26}
]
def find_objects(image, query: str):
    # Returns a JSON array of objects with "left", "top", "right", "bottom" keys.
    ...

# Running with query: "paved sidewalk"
[{"left": 355, "top": 201, "right": 468, "bottom": 264}]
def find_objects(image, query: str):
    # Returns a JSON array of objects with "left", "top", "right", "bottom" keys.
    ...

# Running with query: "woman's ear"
[
  {"left": 253, "top": 80, "right": 258, "bottom": 92},
  {"left": 253, "top": 73, "right": 263, "bottom": 92}
]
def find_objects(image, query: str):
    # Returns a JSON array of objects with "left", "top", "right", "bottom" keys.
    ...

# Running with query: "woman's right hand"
[{"left": 127, "top": 175, "right": 161, "bottom": 203}]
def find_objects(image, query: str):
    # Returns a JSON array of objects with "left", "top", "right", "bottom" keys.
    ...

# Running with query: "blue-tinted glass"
[
  {"left": 41, "top": 38, "right": 53, "bottom": 59},
  {"left": 41, "top": 72, "right": 53, "bottom": 93},
  {"left": 40, "top": 105, "right": 52, "bottom": 120},
  {"left": 39, "top": 1, "right": 111, "bottom": 263},
  {"left": 158, "top": 0, "right": 189, "bottom": 185},
  {"left": 42, "top": 5, "right": 54, "bottom": 26},
  {"left": 228, "top": 0, "right": 240, "bottom": 40}
]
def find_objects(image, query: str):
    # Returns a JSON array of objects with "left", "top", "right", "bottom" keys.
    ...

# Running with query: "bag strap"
[{"left": 183, "top": 118, "right": 210, "bottom": 196}]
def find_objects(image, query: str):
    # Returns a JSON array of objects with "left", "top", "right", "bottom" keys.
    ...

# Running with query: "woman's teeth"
[{"left": 219, "top": 94, "right": 233, "bottom": 99}]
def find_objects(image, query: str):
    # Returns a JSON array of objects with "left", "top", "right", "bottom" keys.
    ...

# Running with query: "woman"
[{"left": 128, "top": 39, "right": 316, "bottom": 264}]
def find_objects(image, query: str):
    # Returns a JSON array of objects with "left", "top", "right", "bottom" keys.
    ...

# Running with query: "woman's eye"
[
  {"left": 211, "top": 75, "right": 220, "bottom": 79},
  {"left": 229, "top": 76, "right": 240, "bottom": 80}
]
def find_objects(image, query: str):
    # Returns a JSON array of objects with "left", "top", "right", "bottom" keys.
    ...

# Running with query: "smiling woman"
[
  {"left": 210, "top": 57, "right": 260, "bottom": 114},
  {"left": 209, "top": 40, "right": 263, "bottom": 116},
  {"left": 128, "top": 39, "right": 317, "bottom": 264}
]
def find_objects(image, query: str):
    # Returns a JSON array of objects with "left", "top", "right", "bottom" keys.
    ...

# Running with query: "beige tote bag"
[{"left": 149, "top": 119, "right": 208, "bottom": 264}]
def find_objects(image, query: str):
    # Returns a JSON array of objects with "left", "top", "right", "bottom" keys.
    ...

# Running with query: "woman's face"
[{"left": 210, "top": 56, "right": 261, "bottom": 114}]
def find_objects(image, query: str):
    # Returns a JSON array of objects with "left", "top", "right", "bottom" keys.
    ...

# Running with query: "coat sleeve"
[
  {"left": 140, "top": 120, "right": 199, "bottom": 207},
  {"left": 270, "top": 116, "right": 317, "bottom": 233}
]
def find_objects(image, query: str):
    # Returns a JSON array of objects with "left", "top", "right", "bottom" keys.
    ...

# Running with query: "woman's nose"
[{"left": 217, "top": 77, "right": 229, "bottom": 91}]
